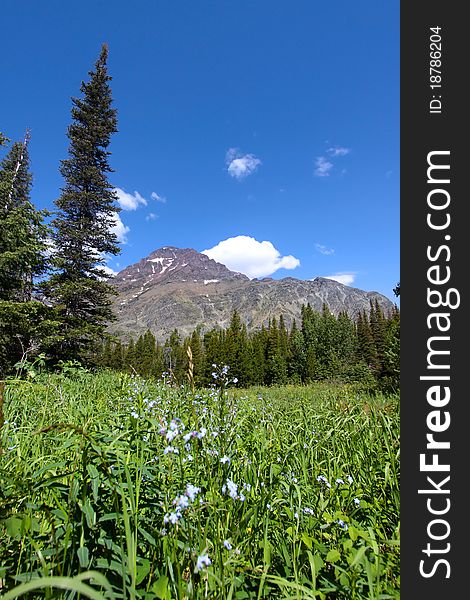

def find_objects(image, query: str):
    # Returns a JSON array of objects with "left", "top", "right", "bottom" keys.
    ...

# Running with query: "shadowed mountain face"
[{"left": 109, "top": 246, "right": 396, "bottom": 342}]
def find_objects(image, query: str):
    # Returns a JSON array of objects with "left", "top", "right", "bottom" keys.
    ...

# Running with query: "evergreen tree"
[
  {"left": 369, "top": 300, "right": 388, "bottom": 377},
  {"left": 278, "top": 315, "right": 290, "bottom": 366},
  {"left": 121, "top": 330, "right": 164, "bottom": 378},
  {"left": 43, "top": 44, "right": 120, "bottom": 362},
  {"left": 382, "top": 306, "right": 400, "bottom": 390},
  {"left": 287, "top": 319, "right": 305, "bottom": 383},
  {"left": 153, "top": 343, "right": 165, "bottom": 379},
  {"left": 133, "top": 334, "right": 145, "bottom": 374},
  {"left": 225, "top": 310, "right": 251, "bottom": 386},
  {"left": 110, "top": 340, "right": 125, "bottom": 371},
  {"left": 0, "top": 133, "right": 55, "bottom": 374},
  {"left": 0, "top": 134, "right": 49, "bottom": 302},
  {"left": 356, "top": 309, "right": 378, "bottom": 374},
  {"left": 98, "top": 337, "right": 113, "bottom": 368},
  {"left": 301, "top": 304, "right": 320, "bottom": 382},
  {"left": 133, "top": 330, "right": 158, "bottom": 377},
  {"left": 125, "top": 338, "right": 136, "bottom": 373},
  {"left": 335, "top": 311, "right": 358, "bottom": 378},
  {"left": 142, "top": 329, "right": 158, "bottom": 378},
  {"left": 314, "top": 305, "right": 337, "bottom": 379},
  {"left": 265, "top": 317, "right": 288, "bottom": 385},
  {"left": 203, "top": 328, "right": 225, "bottom": 385},
  {"left": 250, "top": 327, "right": 267, "bottom": 385}
]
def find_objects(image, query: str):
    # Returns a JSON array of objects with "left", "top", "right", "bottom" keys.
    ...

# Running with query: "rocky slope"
[{"left": 109, "top": 246, "right": 396, "bottom": 342}]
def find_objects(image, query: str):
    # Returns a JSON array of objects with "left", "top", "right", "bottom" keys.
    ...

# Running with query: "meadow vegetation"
[{"left": 0, "top": 367, "right": 399, "bottom": 599}]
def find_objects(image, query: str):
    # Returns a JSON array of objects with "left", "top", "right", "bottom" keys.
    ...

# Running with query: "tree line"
[
  {"left": 1, "top": 45, "right": 120, "bottom": 377},
  {"left": 97, "top": 302, "right": 400, "bottom": 390}
]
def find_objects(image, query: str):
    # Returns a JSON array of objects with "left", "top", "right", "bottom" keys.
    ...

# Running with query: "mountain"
[{"left": 109, "top": 246, "right": 396, "bottom": 342}]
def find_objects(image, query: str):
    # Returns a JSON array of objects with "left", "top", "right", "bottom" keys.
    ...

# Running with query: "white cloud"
[
  {"left": 327, "top": 146, "right": 350, "bottom": 157},
  {"left": 146, "top": 212, "right": 158, "bottom": 221},
  {"left": 202, "top": 235, "right": 300, "bottom": 279},
  {"left": 114, "top": 187, "right": 148, "bottom": 211},
  {"left": 98, "top": 264, "right": 118, "bottom": 278},
  {"left": 324, "top": 272, "right": 356, "bottom": 286},
  {"left": 314, "top": 145, "right": 351, "bottom": 177},
  {"left": 43, "top": 237, "right": 56, "bottom": 258},
  {"left": 315, "top": 243, "right": 335, "bottom": 255},
  {"left": 110, "top": 213, "right": 130, "bottom": 244},
  {"left": 151, "top": 191, "right": 166, "bottom": 203},
  {"left": 314, "top": 156, "right": 333, "bottom": 177},
  {"left": 226, "top": 148, "right": 261, "bottom": 180}
]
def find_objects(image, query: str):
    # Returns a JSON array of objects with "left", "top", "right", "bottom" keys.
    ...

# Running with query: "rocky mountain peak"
[{"left": 114, "top": 246, "right": 248, "bottom": 293}]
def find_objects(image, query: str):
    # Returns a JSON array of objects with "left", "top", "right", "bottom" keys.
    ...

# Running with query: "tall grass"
[{"left": 0, "top": 370, "right": 399, "bottom": 599}]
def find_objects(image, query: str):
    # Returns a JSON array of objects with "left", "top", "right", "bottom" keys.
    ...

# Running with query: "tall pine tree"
[
  {"left": 0, "top": 133, "right": 53, "bottom": 374},
  {"left": 0, "top": 133, "right": 49, "bottom": 302},
  {"left": 43, "top": 44, "right": 120, "bottom": 362}
]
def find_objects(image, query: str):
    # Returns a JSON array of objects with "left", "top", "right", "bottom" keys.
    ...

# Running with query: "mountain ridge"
[{"left": 109, "top": 246, "right": 396, "bottom": 342}]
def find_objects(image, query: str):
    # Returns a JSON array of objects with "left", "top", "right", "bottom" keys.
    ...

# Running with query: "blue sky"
[{"left": 2, "top": 0, "right": 399, "bottom": 301}]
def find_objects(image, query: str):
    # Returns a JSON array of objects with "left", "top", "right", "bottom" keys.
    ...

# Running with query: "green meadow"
[{"left": 0, "top": 369, "right": 399, "bottom": 599}]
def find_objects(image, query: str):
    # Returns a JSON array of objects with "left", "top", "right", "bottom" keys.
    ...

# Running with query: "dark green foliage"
[
  {"left": 0, "top": 301, "right": 61, "bottom": 375},
  {"left": 42, "top": 44, "right": 120, "bottom": 363},
  {"left": 0, "top": 134, "right": 52, "bottom": 376},
  {"left": 300, "top": 304, "right": 320, "bottom": 382},
  {"left": 369, "top": 300, "right": 388, "bottom": 375},
  {"left": 135, "top": 330, "right": 157, "bottom": 377},
  {"left": 356, "top": 309, "right": 379, "bottom": 374},
  {"left": 250, "top": 326, "right": 267, "bottom": 385},
  {"left": 125, "top": 338, "right": 136, "bottom": 372},
  {"left": 265, "top": 317, "right": 288, "bottom": 385},
  {"left": 381, "top": 306, "right": 400, "bottom": 391},
  {"left": 110, "top": 339, "right": 125, "bottom": 371},
  {"left": 97, "top": 304, "right": 399, "bottom": 390},
  {"left": 224, "top": 310, "right": 251, "bottom": 386},
  {"left": 0, "top": 136, "right": 49, "bottom": 302},
  {"left": 203, "top": 328, "right": 225, "bottom": 383},
  {"left": 287, "top": 320, "right": 304, "bottom": 383}
]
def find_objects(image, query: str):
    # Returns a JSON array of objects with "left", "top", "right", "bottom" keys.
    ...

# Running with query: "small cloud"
[
  {"left": 202, "top": 235, "right": 300, "bottom": 279},
  {"left": 315, "top": 243, "right": 335, "bottom": 255},
  {"left": 43, "top": 237, "right": 56, "bottom": 258},
  {"left": 114, "top": 187, "right": 148, "bottom": 211},
  {"left": 151, "top": 191, "right": 166, "bottom": 203},
  {"left": 314, "top": 156, "right": 333, "bottom": 177},
  {"left": 110, "top": 213, "right": 130, "bottom": 244},
  {"left": 314, "top": 144, "right": 351, "bottom": 177},
  {"left": 98, "top": 264, "right": 118, "bottom": 278},
  {"left": 324, "top": 272, "right": 356, "bottom": 286},
  {"left": 327, "top": 146, "right": 350, "bottom": 157},
  {"left": 226, "top": 148, "right": 261, "bottom": 180},
  {"left": 146, "top": 212, "right": 158, "bottom": 221}
]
